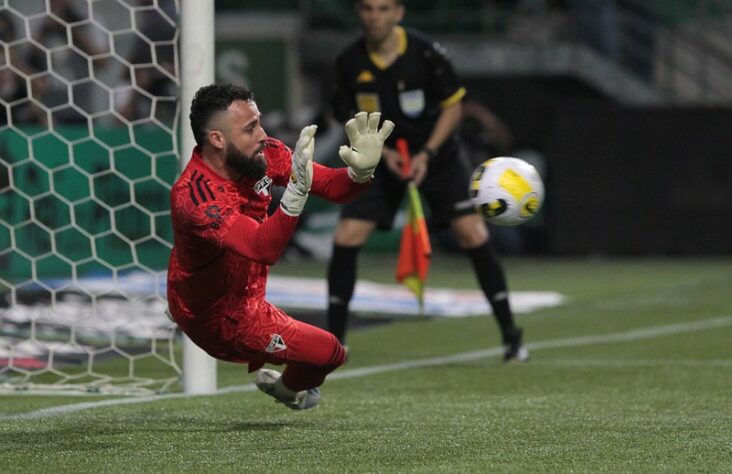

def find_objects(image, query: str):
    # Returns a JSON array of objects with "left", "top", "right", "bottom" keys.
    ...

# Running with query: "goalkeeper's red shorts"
[{"left": 174, "top": 299, "right": 346, "bottom": 375}]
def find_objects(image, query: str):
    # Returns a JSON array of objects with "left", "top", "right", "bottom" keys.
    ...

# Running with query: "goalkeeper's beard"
[{"left": 225, "top": 142, "right": 267, "bottom": 180}]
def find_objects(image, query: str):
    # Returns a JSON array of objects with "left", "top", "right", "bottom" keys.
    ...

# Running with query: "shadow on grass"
[{"left": 0, "top": 418, "right": 313, "bottom": 451}]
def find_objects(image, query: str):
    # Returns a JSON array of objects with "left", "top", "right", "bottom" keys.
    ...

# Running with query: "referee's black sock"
[
  {"left": 327, "top": 244, "right": 361, "bottom": 343},
  {"left": 465, "top": 241, "right": 518, "bottom": 343}
]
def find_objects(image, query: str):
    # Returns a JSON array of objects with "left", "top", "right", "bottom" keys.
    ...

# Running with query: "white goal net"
[{"left": 0, "top": 0, "right": 182, "bottom": 395}]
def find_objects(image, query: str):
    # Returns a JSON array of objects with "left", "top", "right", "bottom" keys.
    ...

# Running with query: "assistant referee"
[{"left": 326, "top": 0, "right": 528, "bottom": 362}]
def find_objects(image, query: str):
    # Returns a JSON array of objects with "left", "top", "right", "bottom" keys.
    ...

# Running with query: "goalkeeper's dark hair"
[{"left": 189, "top": 83, "right": 255, "bottom": 147}]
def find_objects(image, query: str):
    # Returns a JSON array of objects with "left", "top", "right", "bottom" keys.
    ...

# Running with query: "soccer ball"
[{"left": 469, "top": 157, "right": 544, "bottom": 226}]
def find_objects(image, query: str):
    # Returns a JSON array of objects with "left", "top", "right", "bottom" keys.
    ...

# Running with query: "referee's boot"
[
  {"left": 255, "top": 368, "right": 321, "bottom": 410},
  {"left": 503, "top": 327, "right": 529, "bottom": 363}
]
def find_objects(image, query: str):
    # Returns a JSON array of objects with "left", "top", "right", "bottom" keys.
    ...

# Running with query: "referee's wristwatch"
[{"left": 421, "top": 147, "right": 438, "bottom": 161}]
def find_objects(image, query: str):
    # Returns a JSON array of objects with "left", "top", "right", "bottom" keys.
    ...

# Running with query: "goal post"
[
  {"left": 0, "top": 0, "right": 216, "bottom": 395},
  {"left": 180, "top": 0, "right": 216, "bottom": 395}
]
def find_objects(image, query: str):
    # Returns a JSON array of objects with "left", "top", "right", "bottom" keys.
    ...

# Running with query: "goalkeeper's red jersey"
[{"left": 167, "top": 138, "right": 364, "bottom": 362}]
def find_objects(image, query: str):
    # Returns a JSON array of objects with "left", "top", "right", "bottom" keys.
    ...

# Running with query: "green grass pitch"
[{"left": 1, "top": 255, "right": 731, "bottom": 472}]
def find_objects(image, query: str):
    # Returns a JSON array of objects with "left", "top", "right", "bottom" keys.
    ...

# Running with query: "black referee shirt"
[{"left": 332, "top": 26, "right": 466, "bottom": 156}]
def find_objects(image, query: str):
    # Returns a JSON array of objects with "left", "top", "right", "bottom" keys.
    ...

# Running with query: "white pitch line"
[
  {"left": 2, "top": 315, "right": 731, "bottom": 421},
  {"left": 526, "top": 359, "right": 732, "bottom": 368}
]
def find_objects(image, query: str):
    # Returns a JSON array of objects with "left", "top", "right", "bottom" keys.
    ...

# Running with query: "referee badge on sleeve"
[{"left": 399, "top": 89, "right": 425, "bottom": 118}]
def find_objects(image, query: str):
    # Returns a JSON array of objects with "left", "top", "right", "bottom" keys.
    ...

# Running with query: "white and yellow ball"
[{"left": 469, "top": 157, "right": 544, "bottom": 226}]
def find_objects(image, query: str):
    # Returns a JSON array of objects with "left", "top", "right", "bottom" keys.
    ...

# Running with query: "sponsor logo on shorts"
[{"left": 266, "top": 334, "right": 287, "bottom": 353}]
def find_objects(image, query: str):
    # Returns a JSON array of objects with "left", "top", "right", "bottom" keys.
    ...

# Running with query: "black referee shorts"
[{"left": 340, "top": 151, "right": 477, "bottom": 230}]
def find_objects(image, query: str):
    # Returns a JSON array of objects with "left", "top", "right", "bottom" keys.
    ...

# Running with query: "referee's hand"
[
  {"left": 382, "top": 147, "right": 428, "bottom": 186},
  {"left": 407, "top": 151, "right": 429, "bottom": 186}
]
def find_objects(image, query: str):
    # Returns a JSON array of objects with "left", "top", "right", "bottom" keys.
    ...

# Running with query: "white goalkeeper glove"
[
  {"left": 339, "top": 111, "right": 395, "bottom": 183},
  {"left": 280, "top": 124, "right": 316, "bottom": 217}
]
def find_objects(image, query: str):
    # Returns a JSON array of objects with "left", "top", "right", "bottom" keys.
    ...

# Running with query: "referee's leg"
[{"left": 327, "top": 218, "right": 376, "bottom": 343}]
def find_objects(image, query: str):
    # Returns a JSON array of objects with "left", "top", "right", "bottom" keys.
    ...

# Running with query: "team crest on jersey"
[
  {"left": 399, "top": 89, "right": 425, "bottom": 118},
  {"left": 265, "top": 334, "right": 287, "bottom": 353},
  {"left": 254, "top": 176, "right": 272, "bottom": 196},
  {"left": 356, "top": 93, "right": 380, "bottom": 113}
]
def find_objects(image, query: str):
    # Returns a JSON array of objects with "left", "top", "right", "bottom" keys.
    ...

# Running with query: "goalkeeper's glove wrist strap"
[
  {"left": 347, "top": 166, "right": 373, "bottom": 183},
  {"left": 280, "top": 183, "right": 308, "bottom": 216}
]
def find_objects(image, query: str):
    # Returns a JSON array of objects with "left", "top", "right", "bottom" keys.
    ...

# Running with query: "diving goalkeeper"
[{"left": 167, "top": 83, "right": 393, "bottom": 410}]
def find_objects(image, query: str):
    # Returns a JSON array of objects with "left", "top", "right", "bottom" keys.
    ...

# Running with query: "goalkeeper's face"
[
  {"left": 225, "top": 141, "right": 267, "bottom": 181},
  {"left": 221, "top": 99, "right": 268, "bottom": 180}
]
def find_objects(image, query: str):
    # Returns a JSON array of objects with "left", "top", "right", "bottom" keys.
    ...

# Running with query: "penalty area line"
[{"left": 2, "top": 315, "right": 731, "bottom": 421}]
